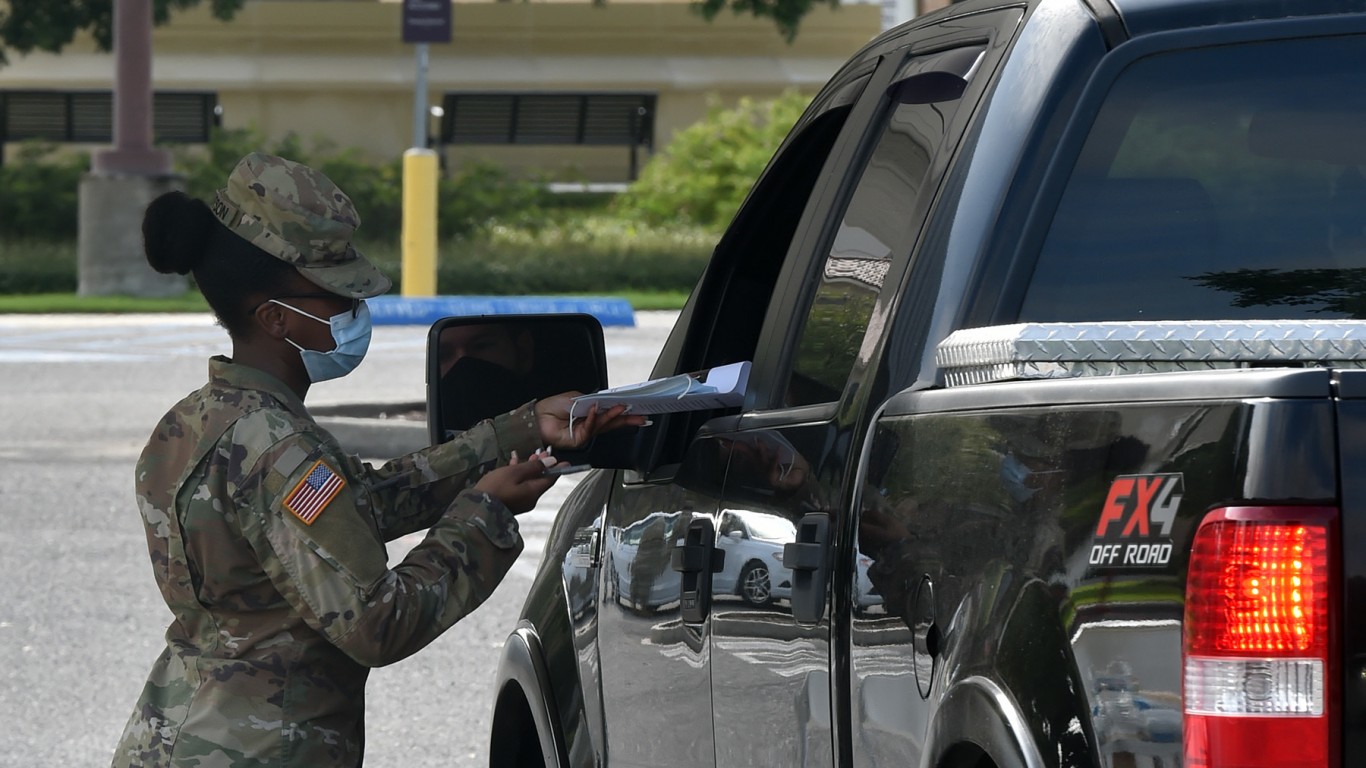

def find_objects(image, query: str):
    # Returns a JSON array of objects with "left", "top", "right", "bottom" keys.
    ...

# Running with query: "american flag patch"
[{"left": 283, "top": 460, "right": 345, "bottom": 525}]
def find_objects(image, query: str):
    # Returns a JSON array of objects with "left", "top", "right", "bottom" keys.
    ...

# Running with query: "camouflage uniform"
[
  {"left": 114, "top": 153, "right": 541, "bottom": 766},
  {"left": 113, "top": 357, "right": 542, "bottom": 767}
]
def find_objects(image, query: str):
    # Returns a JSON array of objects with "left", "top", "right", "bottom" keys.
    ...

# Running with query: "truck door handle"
[
  {"left": 785, "top": 513, "right": 831, "bottom": 624},
  {"left": 671, "top": 517, "right": 724, "bottom": 623}
]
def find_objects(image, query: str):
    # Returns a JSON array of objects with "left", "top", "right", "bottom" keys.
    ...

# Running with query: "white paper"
[{"left": 569, "top": 361, "right": 751, "bottom": 418}]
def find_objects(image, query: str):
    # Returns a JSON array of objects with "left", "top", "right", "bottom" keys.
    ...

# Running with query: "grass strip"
[
  {"left": 0, "top": 291, "right": 688, "bottom": 314},
  {"left": 0, "top": 293, "right": 211, "bottom": 313}
]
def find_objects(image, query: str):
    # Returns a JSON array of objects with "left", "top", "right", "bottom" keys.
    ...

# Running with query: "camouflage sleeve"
[
  {"left": 334, "top": 402, "right": 542, "bottom": 541},
  {"left": 237, "top": 428, "right": 526, "bottom": 668}
]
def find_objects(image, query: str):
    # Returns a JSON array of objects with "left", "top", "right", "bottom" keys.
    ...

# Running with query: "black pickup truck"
[{"left": 430, "top": 1, "right": 1366, "bottom": 766}]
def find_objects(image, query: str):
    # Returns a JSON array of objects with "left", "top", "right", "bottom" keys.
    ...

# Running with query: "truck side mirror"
[{"left": 426, "top": 314, "right": 609, "bottom": 445}]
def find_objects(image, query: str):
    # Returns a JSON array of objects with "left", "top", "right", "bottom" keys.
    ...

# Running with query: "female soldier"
[{"left": 112, "top": 152, "right": 639, "bottom": 767}]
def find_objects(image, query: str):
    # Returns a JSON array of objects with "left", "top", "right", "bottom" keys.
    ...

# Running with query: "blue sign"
[
  {"left": 368, "top": 295, "right": 636, "bottom": 327},
  {"left": 402, "top": 0, "right": 452, "bottom": 44}
]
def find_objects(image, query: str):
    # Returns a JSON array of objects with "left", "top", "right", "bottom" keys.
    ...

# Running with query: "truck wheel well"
[
  {"left": 489, "top": 682, "right": 544, "bottom": 768},
  {"left": 940, "top": 742, "right": 998, "bottom": 768}
]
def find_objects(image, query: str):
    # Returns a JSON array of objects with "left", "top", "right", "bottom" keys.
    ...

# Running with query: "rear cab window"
[{"left": 1020, "top": 33, "right": 1366, "bottom": 322}]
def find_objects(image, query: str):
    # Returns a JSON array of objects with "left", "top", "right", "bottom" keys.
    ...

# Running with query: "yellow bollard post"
[{"left": 401, "top": 148, "right": 439, "bottom": 297}]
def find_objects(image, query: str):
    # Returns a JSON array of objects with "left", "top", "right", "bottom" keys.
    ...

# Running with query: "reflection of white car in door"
[
  {"left": 714, "top": 510, "right": 796, "bottom": 607},
  {"left": 606, "top": 512, "right": 682, "bottom": 612}
]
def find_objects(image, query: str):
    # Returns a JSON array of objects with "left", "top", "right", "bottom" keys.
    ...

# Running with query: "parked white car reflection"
[
  {"left": 607, "top": 510, "right": 802, "bottom": 611},
  {"left": 715, "top": 509, "right": 795, "bottom": 607},
  {"left": 607, "top": 512, "right": 682, "bottom": 612}
]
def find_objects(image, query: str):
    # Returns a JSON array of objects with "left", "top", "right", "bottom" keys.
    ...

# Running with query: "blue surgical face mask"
[{"left": 271, "top": 299, "right": 372, "bottom": 382}]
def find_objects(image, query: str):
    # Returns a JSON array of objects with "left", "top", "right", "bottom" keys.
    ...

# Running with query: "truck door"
[
  {"left": 595, "top": 59, "right": 879, "bottom": 767},
  {"left": 708, "top": 16, "right": 1018, "bottom": 766}
]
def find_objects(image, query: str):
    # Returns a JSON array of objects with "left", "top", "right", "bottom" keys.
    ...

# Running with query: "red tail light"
[{"left": 1183, "top": 507, "right": 1339, "bottom": 768}]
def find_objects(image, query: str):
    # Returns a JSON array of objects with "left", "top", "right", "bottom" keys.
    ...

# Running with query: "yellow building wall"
[{"left": 0, "top": 1, "right": 881, "bottom": 180}]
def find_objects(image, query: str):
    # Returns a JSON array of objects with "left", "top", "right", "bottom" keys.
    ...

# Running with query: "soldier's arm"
[
  {"left": 238, "top": 431, "right": 525, "bottom": 668},
  {"left": 334, "top": 402, "right": 543, "bottom": 541}
]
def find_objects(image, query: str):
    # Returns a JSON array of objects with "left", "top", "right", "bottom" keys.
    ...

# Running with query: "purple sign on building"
[{"left": 402, "top": 0, "right": 452, "bottom": 44}]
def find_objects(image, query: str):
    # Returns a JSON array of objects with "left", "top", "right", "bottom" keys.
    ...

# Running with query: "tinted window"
[
  {"left": 785, "top": 48, "right": 982, "bottom": 407},
  {"left": 642, "top": 73, "right": 871, "bottom": 472},
  {"left": 1021, "top": 35, "right": 1366, "bottom": 321}
]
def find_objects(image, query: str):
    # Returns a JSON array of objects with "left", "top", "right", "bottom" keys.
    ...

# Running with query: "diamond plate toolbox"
[{"left": 935, "top": 320, "right": 1366, "bottom": 387}]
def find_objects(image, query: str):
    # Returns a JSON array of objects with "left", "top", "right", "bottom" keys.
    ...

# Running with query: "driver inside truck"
[
  {"left": 436, "top": 321, "right": 604, "bottom": 434},
  {"left": 438, "top": 323, "right": 539, "bottom": 433}
]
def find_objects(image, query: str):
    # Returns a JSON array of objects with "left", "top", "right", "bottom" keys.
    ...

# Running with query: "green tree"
[
  {"left": 613, "top": 89, "right": 811, "bottom": 229},
  {"left": 0, "top": 142, "right": 88, "bottom": 238},
  {"left": 0, "top": 0, "right": 243, "bottom": 66},
  {"left": 692, "top": 0, "right": 838, "bottom": 42}
]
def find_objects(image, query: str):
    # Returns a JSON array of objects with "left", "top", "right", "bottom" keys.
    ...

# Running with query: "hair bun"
[{"left": 143, "top": 191, "right": 216, "bottom": 275}]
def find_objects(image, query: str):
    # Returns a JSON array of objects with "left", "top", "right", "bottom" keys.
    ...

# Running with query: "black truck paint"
[{"left": 485, "top": 1, "right": 1366, "bottom": 766}]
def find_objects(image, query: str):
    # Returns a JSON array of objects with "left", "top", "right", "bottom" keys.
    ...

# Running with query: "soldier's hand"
[
  {"left": 535, "top": 393, "right": 646, "bottom": 450},
  {"left": 474, "top": 453, "right": 557, "bottom": 515}
]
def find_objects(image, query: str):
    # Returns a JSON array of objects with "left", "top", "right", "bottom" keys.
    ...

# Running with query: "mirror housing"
[{"left": 426, "top": 314, "right": 608, "bottom": 446}]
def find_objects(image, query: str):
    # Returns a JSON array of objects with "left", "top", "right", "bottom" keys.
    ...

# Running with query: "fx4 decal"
[{"left": 1088, "top": 473, "right": 1183, "bottom": 567}]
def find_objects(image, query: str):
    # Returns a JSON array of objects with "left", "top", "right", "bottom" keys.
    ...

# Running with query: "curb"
[
  {"left": 313, "top": 406, "right": 430, "bottom": 458},
  {"left": 316, "top": 416, "right": 428, "bottom": 458},
  {"left": 368, "top": 295, "right": 636, "bottom": 327}
]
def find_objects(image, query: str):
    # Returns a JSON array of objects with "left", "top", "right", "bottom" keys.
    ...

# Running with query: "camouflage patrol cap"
[{"left": 210, "top": 152, "right": 391, "bottom": 298}]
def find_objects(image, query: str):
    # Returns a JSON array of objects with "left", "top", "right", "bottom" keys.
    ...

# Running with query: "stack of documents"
[{"left": 570, "top": 361, "right": 751, "bottom": 417}]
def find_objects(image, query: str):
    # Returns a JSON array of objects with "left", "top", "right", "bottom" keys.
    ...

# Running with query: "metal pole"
[
  {"left": 413, "top": 43, "right": 429, "bottom": 149},
  {"left": 402, "top": 148, "right": 439, "bottom": 296},
  {"left": 403, "top": 42, "right": 437, "bottom": 296}
]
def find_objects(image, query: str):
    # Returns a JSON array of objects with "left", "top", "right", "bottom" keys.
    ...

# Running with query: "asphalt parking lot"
[{"left": 0, "top": 310, "right": 674, "bottom": 768}]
